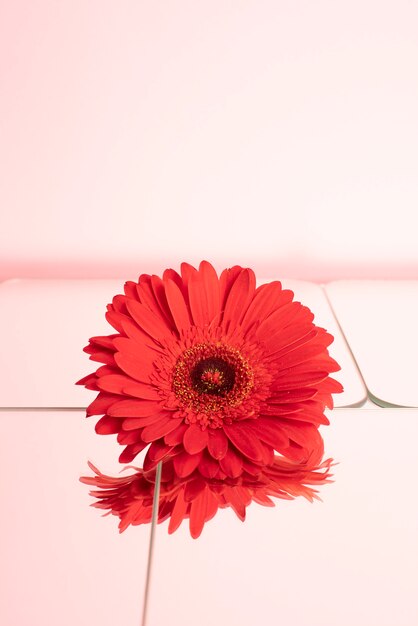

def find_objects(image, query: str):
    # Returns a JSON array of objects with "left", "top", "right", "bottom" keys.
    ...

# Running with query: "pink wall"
[{"left": 1, "top": 1, "right": 418, "bottom": 281}]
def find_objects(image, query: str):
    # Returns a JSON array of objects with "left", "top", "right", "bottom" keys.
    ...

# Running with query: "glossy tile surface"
[
  {"left": 1, "top": 409, "right": 417, "bottom": 626},
  {"left": 325, "top": 280, "right": 418, "bottom": 407}
]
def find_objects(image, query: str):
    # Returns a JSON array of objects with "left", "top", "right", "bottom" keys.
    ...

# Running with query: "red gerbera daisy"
[{"left": 77, "top": 261, "right": 342, "bottom": 484}]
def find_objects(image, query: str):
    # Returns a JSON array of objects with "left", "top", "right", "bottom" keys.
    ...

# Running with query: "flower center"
[
  {"left": 172, "top": 342, "right": 254, "bottom": 422},
  {"left": 190, "top": 357, "right": 235, "bottom": 396}
]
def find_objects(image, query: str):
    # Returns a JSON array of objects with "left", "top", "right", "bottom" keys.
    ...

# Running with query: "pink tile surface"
[
  {"left": 1, "top": 409, "right": 417, "bottom": 625},
  {"left": 325, "top": 281, "right": 418, "bottom": 407}
]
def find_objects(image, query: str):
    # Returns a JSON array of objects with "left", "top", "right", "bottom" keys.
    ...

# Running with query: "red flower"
[
  {"left": 80, "top": 452, "right": 333, "bottom": 539},
  {"left": 78, "top": 261, "right": 342, "bottom": 483}
]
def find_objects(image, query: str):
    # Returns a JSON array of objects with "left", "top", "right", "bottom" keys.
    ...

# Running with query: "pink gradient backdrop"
[{"left": 1, "top": 1, "right": 418, "bottom": 280}]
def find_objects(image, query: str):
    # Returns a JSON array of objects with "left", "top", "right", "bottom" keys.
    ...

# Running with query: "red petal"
[
  {"left": 317, "top": 377, "right": 344, "bottom": 394},
  {"left": 136, "top": 276, "right": 164, "bottom": 317},
  {"left": 168, "top": 488, "right": 189, "bottom": 534},
  {"left": 198, "top": 452, "right": 219, "bottom": 479},
  {"left": 190, "top": 487, "right": 210, "bottom": 539},
  {"left": 275, "top": 339, "right": 334, "bottom": 369},
  {"left": 256, "top": 302, "right": 312, "bottom": 340},
  {"left": 267, "top": 324, "right": 316, "bottom": 355},
  {"left": 122, "top": 382, "right": 161, "bottom": 400},
  {"left": 164, "top": 422, "right": 188, "bottom": 446},
  {"left": 207, "top": 428, "right": 228, "bottom": 460},
  {"left": 188, "top": 272, "right": 209, "bottom": 327},
  {"left": 173, "top": 451, "right": 202, "bottom": 478},
  {"left": 164, "top": 278, "right": 192, "bottom": 333},
  {"left": 89, "top": 335, "right": 118, "bottom": 350},
  {"left": 114, "top": 352, "right": 154, "bottom": 383},
  {"left": 268, "top": 388, "right": 318, "bottom": 403},
  {"left": 141, "top": 417, "right": 183, "bottom": 442},
  {"left": 279, "top": 420, "right": 323, "bottom": 450},
  {"left": 96, "top": 374, "right": 136, "bottom": 395},
  {"left": 219, "top": 447, "right": 243, "bottom": 478},
  {"left": 219, "top": 265, "right": 243, "bottom": 312},
  {"left": 245, "top": 417, "right": 289, "bottom": 450},
  {"left": 241, "top": 282, "right": 293, "bottom": 332},
  {"left": 272, "top": 370, "right": 329, "bottom": 391},
  {"left": 150, "top": 274, "right": 175, "bottom": 325},
  {"left": 200, "top": 261, "right": 220, "bottom": 322},
  {"left": 223, "top": 486, "right": 248, "bottom": 521},
  {"left": 224, "top": 422, "right": 266, "bottom": 463},
  {"left": 117, "top": 429, "right": 142, "bottom": 444},
  {"left": 125, "top": 299, "right": 173, "bottom": 341},
  {"left": 95, "top": 415, "right": 121, "bottom": 434},
  {"left": 222, "top": 268, "right": 256, "bottom": 329},
  {"left": 121, "top": 415, "right": 161, "bottom": 430},
  {"left": 143, "top": 441, "right": 174, "bottom": 470},
  {"left": 108, "top": 399, "right": 160, "bottom": 417},
  {"left": 184, "top": 477, "right": 206, "bottom": 502},
  {"left": 183, "top": 424, "right": 209, "bottom": 454},
  {"left": 124, "top": 280, "right": 139, "bottom": 300},
  {"left": 119, "top": 442, "right": 148, "bottom": 463},
  {"left": 86, "top": 392, "right": 120, "bottom": 417},
  {"left": 180, "top": 263, "right": 196, "bottom": 294},
  {"left": 120, "top": 317, "right": 163, "bottom": 351}
]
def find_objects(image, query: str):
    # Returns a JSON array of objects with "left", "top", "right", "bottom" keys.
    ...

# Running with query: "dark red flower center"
[
  {"left": 172, "top": 342, "right": 254, "bottom": 422},
  {"left": 190, "top": 357, "right": 235, "bottom": 396}
]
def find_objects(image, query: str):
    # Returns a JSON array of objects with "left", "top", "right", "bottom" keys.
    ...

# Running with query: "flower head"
[{"left": 78, "top": 261, "right": 343, "bottom": 535}]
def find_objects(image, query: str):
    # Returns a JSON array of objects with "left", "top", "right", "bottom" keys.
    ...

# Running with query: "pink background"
[
  {"left": 1, "top": 0, "right": 418, "bottom": 281},
  {"left": 1, "top": 4, "right": 418, "bottom": 625}
]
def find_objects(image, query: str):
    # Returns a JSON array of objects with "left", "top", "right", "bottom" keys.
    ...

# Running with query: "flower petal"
[
  {"left": 198, "top": 451, "right": 220, "bottom": 479},
  {"left": 241, "top": 282, "right": 293, "bottom": 332},
  {"left": 207, "top": 428, "right": 228, "bottom": 460},
  {"left": 95, "top": 415, "right": 121, "bottom": 434},
  {"left": 168, "top": 488, "right": 188, "bottom": 534},
  {"left": 119, "top": 442, "right": 148, "bottom": 463},
  {"left": 219, "top": 446, "right": 243, "bottom": 478},
  {"left": 141, "top": 417, "right": 183, "bottom": 442},
  {"left": 190, "top": 486, "right": 213, "bottom": 539},
  {"left": 164, "top": 278, "right": 192, "bottom": 333},
  {"left": 114, "top": 352, "right": 154, "bottom": 383},
  {"left": 144, "top": 441, "right": 174, "bottom": 470},
  {"left": 244, "top": 418, "right": 289, "bottom": 451},
  {"left": 224, "top": 422, "right": 266, "bottom": 463},
  {"left": 164, "top": 422, "right": 188, "bottom": 446},
  {"left": 125, "top": 299, "right": 173, "bottom": 341},
  {"left": 86, "top": 392, "right": 120, "bottom": 417},
  {"left": 121, "top": 415, "right": 161, "bottom": 430},
  {"left": 222, "top": 268, "right": 256, "bottom": 329},
  {"left": 108, "top": 399, "right": 161, "bottom": 417},
  {"left": 184, "top": 477, "right": 206, "bottom": 502},
  {"left": 173, "top": 450, "right": 202, "bottom": 478},
  {"left": 200, "top": 261, "right": 220, "bottom": 321},
  {"left": 183, "top": 424, "right": 209, "bottom": 454}
]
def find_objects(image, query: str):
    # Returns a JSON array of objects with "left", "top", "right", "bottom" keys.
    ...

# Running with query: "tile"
[
  {"left": 0, "top": 410, "right": 150, "bottom": 626},
  {"left": 325, "top": 280, "right": 418, "bottom": 407},
  {"left": 148, "top": 408, "right": 418, "bottom": 626},
  {"left": 2, "top": 408, "right": 417, "bottom": 626},
  {"left": 0, "top": 279, "right": 123, "bottom": 407}
]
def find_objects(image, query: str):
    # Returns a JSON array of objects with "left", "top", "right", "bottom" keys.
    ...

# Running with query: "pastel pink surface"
[
  {"left": 1, "top": 2, "right": 418, "bottom": 280},
  {"left": 1, "top": 409, "right": 417, "bottom": 625}
]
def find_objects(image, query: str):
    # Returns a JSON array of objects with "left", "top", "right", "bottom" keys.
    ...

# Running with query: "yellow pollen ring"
[{"left": 172, "top": 342, "right": 254, "bottom": 415}]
